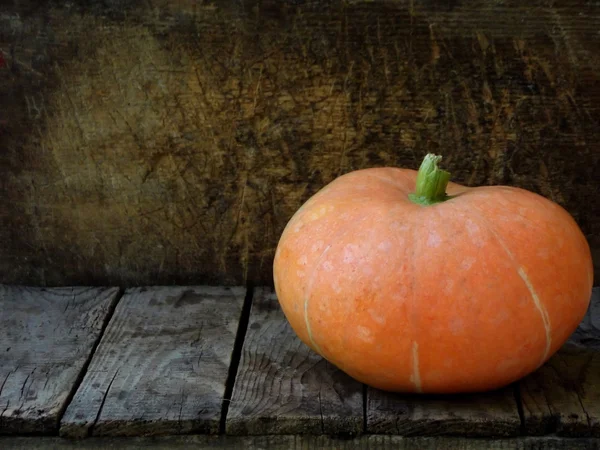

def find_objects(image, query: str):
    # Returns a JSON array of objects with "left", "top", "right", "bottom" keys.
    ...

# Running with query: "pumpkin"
[{"left": 273, "top": 154, "right": 593, "bottom": 393}]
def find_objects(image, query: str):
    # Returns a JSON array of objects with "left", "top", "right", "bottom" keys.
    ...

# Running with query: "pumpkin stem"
[{"left": 408, "top": 153, "right": 451, "bottom": 206}]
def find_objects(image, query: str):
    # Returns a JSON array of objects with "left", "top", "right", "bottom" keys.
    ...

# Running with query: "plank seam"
[
  {"left": 56, "top": 287, "right": 123, "bottom": 434},
  {"left": 362, "top": 384, "right": 367, "bottom": 434},
  {"left": 513, "top": 383, "right": 526, "bottom": 435},
  {"left": 318, "top": 391, "right": 324, "bottom": 434},
  {"left": 556, "top": 352, "right": 593, "bottom": 435},
  {"left": 219, "top": 283, "right": 254, "bottom": 434}
]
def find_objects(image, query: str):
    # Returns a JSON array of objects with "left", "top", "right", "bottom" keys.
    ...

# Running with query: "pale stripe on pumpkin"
[
  {"left": 491, "top": 231, "right": 552, "bottom": 366},
  {"left": 304, "top": 297, "right": 318, "bottom": 351},
  {"left": 411, "top": 341, "right": 423, "bottom": 393},
  {"left": 463, "top": 207, "right": 553, "bottom": 368},
  {"left": 303, "top": 243, "right": 334, "bottom": 356},
  {"left": 517, "top": 266, "right": 552, "bottom": 364}
]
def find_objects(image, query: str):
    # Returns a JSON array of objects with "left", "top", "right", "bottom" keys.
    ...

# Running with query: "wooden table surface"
[{"left": 0, "top": 284, "right": 599, "bottom": 449}]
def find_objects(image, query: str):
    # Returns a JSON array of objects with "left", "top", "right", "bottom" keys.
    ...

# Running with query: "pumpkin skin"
[{"left": 273, "top": 160, "right": 593, "bottom": 394}]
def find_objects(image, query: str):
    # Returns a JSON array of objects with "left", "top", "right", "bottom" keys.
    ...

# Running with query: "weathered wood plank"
[
  {"left": 519, "top": 287, "right": 600, "bottom": 437},
  {"left": 568, "top": 287, "right": 600, "bottom": 351},
  {"left": 2, "top": 435, "right": 600, "bottom": 450},
  {"left": 59, "top": 286, "right": 245, "bottom": 438},
  {"left": 1, "top": 0, "right": 600, "bottom": 288},
  {"left": 0, "top": 286, "right": 120, "bottom": 435},
  {"left": 226, "top": 288, "right": 363, "bottom": 436},
  {"left": 367, "top": 386, "right": 521, "bottom": 437}
]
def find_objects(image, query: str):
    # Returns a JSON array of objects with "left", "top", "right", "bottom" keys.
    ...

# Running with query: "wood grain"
[
  {"left": 1, "top": 0, "right": 599, "bottom": 288},
  {"left": 0, "top": 286, "right": 120, "bottom": 434},
  {"left": 2, "top": 435, "right": 600, "bottom": 450},
  {"left": 568, "top": 288, "right": 600, "bottom": 351},
  {"left": 367, "top": 386, "right": 521, "bottom": 437},
  {"left": 519, "top": 287, "right": 600, "bottom": 437},
  {"left": 226, "top": 288, "right": 364, "bottom": 436},
  {"left": 59, "top": 286, "right": 245, "bottom": 438}
]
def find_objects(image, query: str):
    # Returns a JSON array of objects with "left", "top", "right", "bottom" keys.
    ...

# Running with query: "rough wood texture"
[
  {"left": 2, "top": 436, "right": 600, "bottom": 450},
  {"left": 569, "top": 287, "right": 600, "bottom": 351},
  {"left": 367, "top": 386, "right": 521, "bottom": 437},
  {"left": 0, "top": 286, "right": 120, "bottom": 434},
  {"left": 59, "top": 286, "right": 245, "bottom": 438},
  {"left": 519, "top": 287, "right": 600, "bottom": 437},
  {"left": 1, "top": 0, "right": 599, "bottom": 287},
  {"left": 226, "top": 288, "right": 363, "bottom": 436}
]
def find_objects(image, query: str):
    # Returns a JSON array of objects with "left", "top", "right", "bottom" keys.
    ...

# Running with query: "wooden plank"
[
  {"left": 59, "top": 286, "right": 245, "bottom": 438},
  {"left": 568, "top": 287, "right": 600, "bottom": 351},
  {"left": 0, "top": 286, "right": 120, "bottom": 435},
  {"left": 367, "top": 386, "right": 521, "bottom": 437},
  {"left": 519, "top": 287, "right": 600, "bottom": 436},
  {"left": 2, "top": 435, "right": 600, "bottom": 450},
  {"left": 226, "top": 288, "right": 364, "bottom": 436},
  {"left": 2, "top": 1, "right": 600, "bottom": 288}
]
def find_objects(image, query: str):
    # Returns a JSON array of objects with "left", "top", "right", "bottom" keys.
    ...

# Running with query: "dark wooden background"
[{"left": 1, "top": 0, "right": 599, "bottom": 287}]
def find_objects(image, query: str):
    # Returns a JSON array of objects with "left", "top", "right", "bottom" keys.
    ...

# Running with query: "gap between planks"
[{"left": 219, "top": 284, "right": 255, "bottom": 434}]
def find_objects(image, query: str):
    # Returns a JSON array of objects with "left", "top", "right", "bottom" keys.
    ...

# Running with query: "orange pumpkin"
[{"left": 273, "top": 154, "right": 593, "bottom": 393}]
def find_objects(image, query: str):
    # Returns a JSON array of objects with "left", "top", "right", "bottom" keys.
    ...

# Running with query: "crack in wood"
[
  {"left": 0, "top": 370, "right": 15, "bottom": 400},
  {"left": 89, "top": 369, "right": 119, "bottom": 437},
  {"left": 19, "top": 369, "right": 35, "bottom": 401},
  {"left": 0, "top": 399, "right": 10, "bottom": 424},
  {"left": 556, "top": 352, "right": 595, "bottom": 434},
  {"left": 513, "top": 383, "right": 526, "bottom": 435},
  {"left": 56, "top": 288, "right": 124, "bottom": 432},
  {"left": 63, "top": 288, "right": 75, "bottom": 314},
  {"left": 177, "top": 389, "right": 184, "bottom": 435},
  {"left": 318, "top": 391, "right": 324, "bottom": 435}
]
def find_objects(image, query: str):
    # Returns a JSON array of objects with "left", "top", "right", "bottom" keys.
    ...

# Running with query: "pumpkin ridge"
[
  {"left": 516, "top": 266, "right": 552, "bottom": 364},
  {"left": 407, "top": 208, "right": 425, "bottom": 393},
  {"left": 301, "top": 213, "right": 374, "bottom": 359},
  {"left": 303, "top": 244, "right": 330, "bottom": 356},
  {"left": 465, "top": 205, "right": 552, "bottom": 367},
  {"left": 410, "top": 341, "right": 423, "bottom": 393}
]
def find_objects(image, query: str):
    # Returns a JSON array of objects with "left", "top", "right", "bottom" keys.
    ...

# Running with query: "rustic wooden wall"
[{"left": 1, "top": 0, "right": 599, "bottom": 287}]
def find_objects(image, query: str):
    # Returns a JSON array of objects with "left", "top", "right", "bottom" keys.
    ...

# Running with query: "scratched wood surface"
[
  {"left": 59, "top": 286, "right": 245, "bottom": 438},
  {"left": 1, "top": 0, "right": 599, "bottom": 288},
  {"left": 366, "top": 386, "right": 521, "bottom": 437},
  {"left": 0, "top": 286, "right": 120, "bottom": 434},
  {"left": 519, "top": 288, "right": 600, "bottom": 437},
  {"left": 226, "top": 288, "right": 363, "bottom": 436}
]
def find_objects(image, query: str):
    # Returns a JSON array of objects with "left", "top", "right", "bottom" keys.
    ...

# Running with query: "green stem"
[{"left": 408, "top": 153, "right": 451, "bottom": 206}]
